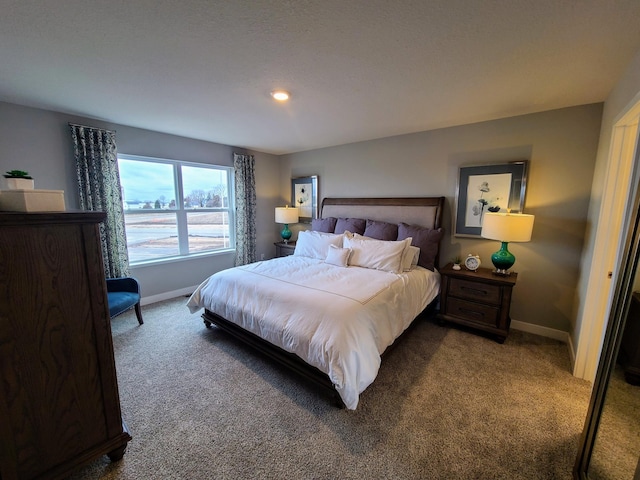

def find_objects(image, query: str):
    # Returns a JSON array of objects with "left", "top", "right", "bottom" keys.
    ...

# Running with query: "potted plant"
[
  {"left": 3, "top": 170, "right": 34, "bottom": 190},
  {"left": 452, "top": 256, "right": 462, "bottom": 270}
]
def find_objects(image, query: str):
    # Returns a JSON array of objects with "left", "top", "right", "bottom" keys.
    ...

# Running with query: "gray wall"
[
  {"left": 280, "top": 104, "right": 603, "bottom": 332},
  {"left": 0, "top": 101, "right": 281, "bottom": 300},
  {"left": 576, "top": 47, "right": 640, "bottom": 347},
  {"left": 0, "top": 100, "right": 603, "bottom": 332}
]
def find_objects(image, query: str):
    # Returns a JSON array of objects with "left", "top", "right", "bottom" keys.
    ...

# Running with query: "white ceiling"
[{"left": 2, "top": 1, "right": 640, "bottom": 155}]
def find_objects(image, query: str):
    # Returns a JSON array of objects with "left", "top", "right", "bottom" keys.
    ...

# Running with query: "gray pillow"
[
  {"left": 334, "top": 217, "right": 366, "bottom": 235},
  {"left": 363, "top": 219, "right": 398, "bottom": 241},
  {"left": 311, "top": 217, "right": 337, "bottom": 233},
  {"left": 397, "top": 223, "right": 444, "bottom": 271}
]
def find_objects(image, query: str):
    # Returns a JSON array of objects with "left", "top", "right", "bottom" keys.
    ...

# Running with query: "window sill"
[{"left": 129, "top": 248, "right": 235, "bottom": 269}]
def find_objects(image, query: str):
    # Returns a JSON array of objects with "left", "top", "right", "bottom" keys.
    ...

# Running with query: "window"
[{"left": 117, "top": 154, "right": 234, "bottom": 264}]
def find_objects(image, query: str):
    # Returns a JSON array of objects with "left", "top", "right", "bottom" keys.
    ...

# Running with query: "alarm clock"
[{"left": 464, "top": 254, "right": 481, "bottom": 271}]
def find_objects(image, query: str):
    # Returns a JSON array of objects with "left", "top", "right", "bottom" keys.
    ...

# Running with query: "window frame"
[{"left": 118, "top": 154, "right": 235, "bottom": 266}]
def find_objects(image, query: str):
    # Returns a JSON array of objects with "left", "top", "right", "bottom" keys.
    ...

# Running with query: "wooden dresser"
[
  {"left": 437, "top": 263, "right": 517, "bottom": 343},
  {"left": 0, "top": 212, "right": 131, "bottom": 480}
]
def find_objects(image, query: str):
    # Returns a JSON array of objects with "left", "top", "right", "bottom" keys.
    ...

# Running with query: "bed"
[{"left": 187, "top": 197, "right": 445, "bottom": 409}]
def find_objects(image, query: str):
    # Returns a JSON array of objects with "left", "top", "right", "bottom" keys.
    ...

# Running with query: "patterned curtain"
[
  {"left": 70, "top": 124, "right": 130, "bottom": 278},
  {"left": 234, "top": 153, "right": 257, "bottom": 266}
]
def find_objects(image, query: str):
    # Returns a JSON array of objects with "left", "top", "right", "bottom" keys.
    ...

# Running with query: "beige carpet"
[
  {"left": 588, "top": 365, "right": 640, "bottom": 479},
  {"left": 70, "top": 297, "right": 592, "bottom": 480}
]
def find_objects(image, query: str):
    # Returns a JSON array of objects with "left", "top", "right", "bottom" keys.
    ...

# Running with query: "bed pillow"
[
  {"left": 363, "top": 219, "right": 398, "bottom": 241},
  {"left": 397, "top": 223, "right": 443, "bottom": 271},
  {"left": 344, "top": 235, "right": 412, "bottom": 274},
  {"left": 400, "top": 245, "right": 421, "bottom": 272},
  {"left": 334, "top": 217, "right": 366, "bottom": 235},
  {"left": 294, "top": 230, "right": 344, "bottom": 260},
  {"left": 325, "top": 245, "right": 352, "bottom": 267},
  {"left": 311, "top": 217, "right": 337, "bottom": 233}
]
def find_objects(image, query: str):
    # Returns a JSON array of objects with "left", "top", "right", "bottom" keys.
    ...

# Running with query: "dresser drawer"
[
  {"left": 449, "top": 278, "right": 502, "bottom": 305},
  {"left": 447, "top": 297, "right": 500, "bottom": 327}
]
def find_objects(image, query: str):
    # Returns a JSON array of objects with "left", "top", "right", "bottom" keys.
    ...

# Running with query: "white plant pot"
[{"left": 3, "top": 177, "right": 34, "bottom": 190}]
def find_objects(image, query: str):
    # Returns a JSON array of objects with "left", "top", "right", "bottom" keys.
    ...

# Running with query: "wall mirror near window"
[
  {"left": 574, "top": 166, "right": 640, "bottom": 479},
  {"left": 117, "top": 154, "right": 234, "bottom": 264}
]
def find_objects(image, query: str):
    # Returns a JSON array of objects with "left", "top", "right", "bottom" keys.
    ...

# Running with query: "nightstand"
[
  {"left": 274, "top": 241, "right": 296, "bottom": 257},
  {"left": 437, "top": 262, "right": 517, "bottom": 343}
]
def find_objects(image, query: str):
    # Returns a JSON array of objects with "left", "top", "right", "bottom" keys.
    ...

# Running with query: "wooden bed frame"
[{"left": 202, "top": 196, "right": 445, "bottom": 407}]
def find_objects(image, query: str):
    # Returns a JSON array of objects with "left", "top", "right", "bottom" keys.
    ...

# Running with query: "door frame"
[{"left": 573, "top": 94, "right": 640, "bottom": 382}]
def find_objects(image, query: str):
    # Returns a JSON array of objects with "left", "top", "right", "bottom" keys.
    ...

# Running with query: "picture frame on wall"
[
  {"left": 291, "top": 175, "right": 318, "bottom": 223},
  {"left": 454, "top": 161, "right": 528, "bottom": 237}
]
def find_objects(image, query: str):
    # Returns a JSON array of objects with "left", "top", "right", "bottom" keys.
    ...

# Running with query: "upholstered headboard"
[
  {"left": 320, "top": 197, "right": 444, "bottom": 230},
  {"left": 320, "top": 197, "right": 445, "bottom": 269}
]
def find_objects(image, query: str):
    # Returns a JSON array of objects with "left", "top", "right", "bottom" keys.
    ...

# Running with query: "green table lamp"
[
  {"left": 275, "top": 205, "right": 299, "bottom": 243},
  {"left": 481, "top": 212, "right": 535, "bottom": 275}
]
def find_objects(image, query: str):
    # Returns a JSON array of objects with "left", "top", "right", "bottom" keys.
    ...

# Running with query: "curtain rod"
[{"left": 68, "top": 122, "right": 116, "bottom": 134}]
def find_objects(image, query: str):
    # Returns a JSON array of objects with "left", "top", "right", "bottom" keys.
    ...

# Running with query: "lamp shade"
[
  {"left": 481, "top": 212, "right": 534, "bottom": 242},
  {"left": 275, "top": 206, "right": 299, "bottom": 224}
]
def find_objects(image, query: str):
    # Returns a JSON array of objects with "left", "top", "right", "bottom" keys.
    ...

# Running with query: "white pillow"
[
  {"left": 346, "top": 233, "right": 416, "bottom": 271},
  {"left": 325, "top": 245, "right": 352, "bottom": 267},
  {"left": 294, "top": 230, "right": 344, "bottom": 260},
  {"left": 343, "top": 235, "right": 412, "bottom": 274},
  {"left": 344, "top": 233, "right": 418, "bottom": 271},
  {"left": 401, "top": 245, "right": 421, "bottom": 272}
]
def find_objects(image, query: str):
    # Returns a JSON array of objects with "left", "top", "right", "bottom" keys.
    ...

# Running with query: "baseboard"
[
  {"left": 566, "top": 333, "right": 577, "bottom": 371},
  {"left": 511, "top": 319, "right": 576, "bottom": 373},
  {"left": 140, "top": 293, "right": 575, "bottom": 355},
  {"left": 510, "top": 319, "right": 570, "bottom": 343},
  {"left": 141, "top": 286, "right": 198, "bottom": 306}
]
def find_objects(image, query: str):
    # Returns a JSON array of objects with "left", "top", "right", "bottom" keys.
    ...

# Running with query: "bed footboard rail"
[{"left": 202, "top": 309, "right": 345, "bottom": 408}]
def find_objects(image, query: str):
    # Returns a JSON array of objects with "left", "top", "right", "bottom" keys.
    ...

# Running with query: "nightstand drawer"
[
  {"left": 449, "top": 278, "right": 501, "bottom": 305},
  {"left": 275, "top": 242, "right": 296, "bottom": 257},
  {"left": 438, "top": 264, "right": 517, "bottom": 342},
  {"left": 447, "top": 297, "right": 500, "bottom": 327}
]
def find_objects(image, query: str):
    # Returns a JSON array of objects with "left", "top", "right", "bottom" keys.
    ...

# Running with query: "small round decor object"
[{"left": 464, "top": 254, "right": 481, "bottom": 271}]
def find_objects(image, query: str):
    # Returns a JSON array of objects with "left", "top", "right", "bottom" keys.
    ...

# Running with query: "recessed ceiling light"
[{"left": 271, "top": 90, "right": 290, "bottom": 101}]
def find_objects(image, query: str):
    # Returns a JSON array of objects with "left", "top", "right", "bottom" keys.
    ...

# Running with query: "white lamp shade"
[
  {"left": 275, "top": 206, "right": 299, "bottom": 224},
  {"left": 481, "top": 212, "right": 535, "bottom": 242}
]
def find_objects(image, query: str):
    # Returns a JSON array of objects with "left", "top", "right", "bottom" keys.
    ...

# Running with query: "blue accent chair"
[{"left": 106, "top": 277, "right": 143, "bottom": 325}]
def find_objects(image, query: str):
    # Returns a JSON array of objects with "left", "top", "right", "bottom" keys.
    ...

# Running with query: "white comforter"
[{"left": 186, "top": 256, "right": 440, "bottom": 409}]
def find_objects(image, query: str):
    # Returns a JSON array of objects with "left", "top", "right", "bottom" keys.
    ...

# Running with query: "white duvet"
[{"left": 186, "top": 256, "right": 440, "bottom": 409}]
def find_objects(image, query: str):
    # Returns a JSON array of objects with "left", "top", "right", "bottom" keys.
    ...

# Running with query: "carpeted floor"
[
  {"left": 70, "top": 297, "right": 592, "bottom": 480},
  {"left": 588, "top": 365, "right": 640, "bottom": 479}
]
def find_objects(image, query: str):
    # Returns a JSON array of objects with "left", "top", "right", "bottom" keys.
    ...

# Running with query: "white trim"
[
  {"left": 139, "top": 291, "right": 579, "bottom": 363},
  {"left": 511, "top": 319, "right": 569, "bottom": 343},
  {"left": 573, "top": 95, "right": 640, "bottom": 383},
  {"left": 140, "top": 286, "right": 199, "bottom": 306},
  {"left": 510, "top": 319, "right": 576, "bottom": 370},
  {"left": 567, "top": 333, "right": 577, "bottom": 371},
  {"left": 130, "top": 248, "right": 235, "bottom": 268},
  {"left": 138, "top": 288, "right": 571, "bottom": 342},
  {"left": 117, "top": 153, "right": 234, "bottom": 262}
]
